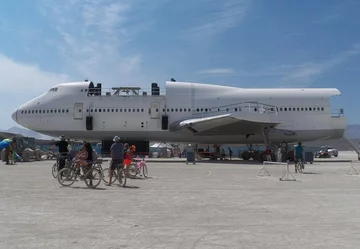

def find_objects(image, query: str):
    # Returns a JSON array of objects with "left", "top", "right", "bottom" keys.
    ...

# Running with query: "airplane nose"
[{"left": 11, "top": 109, "right": 18, "bottom": 123}]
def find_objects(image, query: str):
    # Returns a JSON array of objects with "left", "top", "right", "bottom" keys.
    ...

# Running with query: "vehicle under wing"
[{"left": 169, "top": 113, "right": 281, "bottom": 136}]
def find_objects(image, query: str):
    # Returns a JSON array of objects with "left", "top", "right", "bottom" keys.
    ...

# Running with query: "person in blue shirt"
[
  {"left": 294, "top": 142, "right": 304, "bottom": 173},
  {"left": 0, "top": 137, "right": 17, "bottom": 165}
]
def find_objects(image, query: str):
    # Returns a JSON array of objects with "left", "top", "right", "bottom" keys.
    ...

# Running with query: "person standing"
[
  {"left": 49, "top": 135, "right": 69, "bottom": 171},
  {"left": 265, "top": 146, "right": 271, "bottom": 161},
  {"left": 123, "top": 144, "right": 135, "bottom": 177},
  {"left": 294, "top": 142, "right": 305, "bottom": 173},
  {"left": 107, "top": 136, "right": 124, "bottom": 186},
  {"left": 0, "top": 137, "right": 17, "bottom": 165},
  {"left": 228, "top": 147, "right": 233, "bottom": 160}
]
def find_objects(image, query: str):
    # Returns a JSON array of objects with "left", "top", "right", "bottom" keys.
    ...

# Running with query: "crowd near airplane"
[{"left": 11, "top": 79, "right": 346, "bottom": 149}]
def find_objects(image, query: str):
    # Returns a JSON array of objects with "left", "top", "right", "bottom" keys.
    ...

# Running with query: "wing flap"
[{"left": 169, "top": 113, "right": 280, "bottom": 136}]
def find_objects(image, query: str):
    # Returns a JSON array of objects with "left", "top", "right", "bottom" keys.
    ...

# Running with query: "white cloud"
[
  {"left": 227, "top": 43, "right": 360, "bottom": 87},
  {"left": 282, "top": 43, "right": 360, "bottom": 86},
  {"left": 0, "top": 53, "right": 71, "bottom": 129},
  {"left": 183, "top": 0, "right": 251, "bottom": 40},
  {"left": 0, "top": 53, "right": 70, "bottom": 94},
  {"left": 315, "top": 0, "right": 359, "bottom": 25},
  {"left": 197, "top": 68, "right": 236, "bottom": 74},
  {"left": 39, "top": 0, "right": 163, "bottom": 86}
]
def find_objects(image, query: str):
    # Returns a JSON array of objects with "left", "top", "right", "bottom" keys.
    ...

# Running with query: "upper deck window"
[{"left": 49, "top": 87, "right": 58, "bottom": 92}]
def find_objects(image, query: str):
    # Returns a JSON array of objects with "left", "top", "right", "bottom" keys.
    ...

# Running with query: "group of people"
[
  {"left": 265, "top": 141, "right": 305, "bottom": 172},
  {"left": 51, "top": 135, "right": 136, "bottom": 185},
  {"left": 107, "top": 136, "right": 136, "bottom": 185}
]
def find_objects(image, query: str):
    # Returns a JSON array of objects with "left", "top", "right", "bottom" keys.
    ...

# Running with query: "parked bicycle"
[
  {"left": 128, "top": 156, "right": 148, "bottom": 179},
  {"left": 8, "top": 151, "right": 21, "bottom": 165}
]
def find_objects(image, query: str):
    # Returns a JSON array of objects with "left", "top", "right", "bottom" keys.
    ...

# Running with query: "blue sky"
[{"left": 1, "top": 0, "right": 360, "bottom": 129}]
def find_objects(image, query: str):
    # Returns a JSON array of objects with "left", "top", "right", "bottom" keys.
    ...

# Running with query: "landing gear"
[
  {"left": 241, "top": 151, "right": 251, "bottom": 160},
  {"left": 240, "top": 128, "right": 280, "bottom": 162},
  {"left": 240, "top": 144, "right": 275, "bottom": 162},
  {"left": 241, "top": 144, "right": 256, "bottom": 161}
]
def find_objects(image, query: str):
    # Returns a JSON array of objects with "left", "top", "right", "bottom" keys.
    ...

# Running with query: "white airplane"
[{"left": 11, "top": 80, "right": 346, "bottom": 147}]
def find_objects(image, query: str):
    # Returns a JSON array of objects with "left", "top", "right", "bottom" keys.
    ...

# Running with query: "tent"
[{"left": 150, "top": 142, "right": 173, "bottom": 149}]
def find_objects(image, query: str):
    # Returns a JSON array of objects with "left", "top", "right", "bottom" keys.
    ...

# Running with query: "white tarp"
[{"left": 150, "top": 142, "right": 173, "bottom": 149}]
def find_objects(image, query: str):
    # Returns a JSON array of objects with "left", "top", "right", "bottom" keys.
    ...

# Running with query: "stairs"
[
  {"left": 342, "top": 135, "right": 360, "bottom": 160},
  {"left": 195, "top": 151, "right": 205, "bottom": 160}
]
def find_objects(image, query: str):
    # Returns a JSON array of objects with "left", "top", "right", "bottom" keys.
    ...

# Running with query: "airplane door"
[
  {"left": 73, "top": 103, "right": 83, "bottom": 120},
  {"left": 150, "top": 102, "right": 160, "bottom": 119}
]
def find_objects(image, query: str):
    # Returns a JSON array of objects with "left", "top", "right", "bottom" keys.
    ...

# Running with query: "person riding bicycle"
[
  {"left": 107, "top": 136, "right": 124, "bottom": 186},
  {"left": 74, "top": 142, "right": 94, "bottom": 179},
  {"left": 294, "top": 142, "right": 304, "bottom": 173},
  {"left": 49, "top": 135, "right": 69, "bottom": 172}
]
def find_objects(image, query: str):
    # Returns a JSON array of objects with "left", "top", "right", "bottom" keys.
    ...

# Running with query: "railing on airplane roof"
[
  {"left": 86, "top": 86, "right": 166, "bottom": 97},
  {"left": 192, "top": 101, "right": 278, "bottom": 117},
  {"left": 331, "top": 108, "right": 344, "bottom": 118}
]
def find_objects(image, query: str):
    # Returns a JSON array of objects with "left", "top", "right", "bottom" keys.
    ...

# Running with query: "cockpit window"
[{"left": 49, "top": 87, "right": 58, "bottom": 92}]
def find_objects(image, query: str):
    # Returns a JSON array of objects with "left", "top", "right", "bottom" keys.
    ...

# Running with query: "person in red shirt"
[
  {"left": 265, "top": 147, "right": 271, "bottom": 161},
  {"left": 124, "top": 144, "right": 135, "bottom": 177}
]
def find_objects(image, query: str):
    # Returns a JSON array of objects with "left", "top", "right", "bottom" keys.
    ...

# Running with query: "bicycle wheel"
[
  {"left": 118, "top": 167, "right": 127, "bottom": 187},
  {"left": 57, "top": 168, "right": 76, "bottom": 187},
  {"left": 128, "top": 163, "right": 138, "bottom": 179},
  {"left": 297, "top": 162, "right": 303, "bottom": 173},
  {"left": 52, "top": 163, "right": 58, "bottom": 178},
  {"left": 84, "top": 168, "right": 102, "bottom": 189},
  {"left": 102, "top": 168, "right": 117, "bottom": 184},
  {"left": 142, "top": 164, "right": 148, "bottom": 178}
]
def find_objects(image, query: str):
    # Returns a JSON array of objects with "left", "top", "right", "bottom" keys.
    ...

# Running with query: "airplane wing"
[{"left": 169, "top": 113, "right": 281, "bottom": 136}]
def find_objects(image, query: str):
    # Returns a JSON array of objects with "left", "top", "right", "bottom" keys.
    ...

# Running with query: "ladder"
[
  {"left": 342, "top": 135, "right": 360, "bottom": 160},
  {"left": 195, "top": 151, "right": 205, "bottom": 160}
]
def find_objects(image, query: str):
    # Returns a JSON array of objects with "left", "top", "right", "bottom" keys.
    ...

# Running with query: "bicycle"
[
  {"left": 102, "top": 160, "right": 127, "bottom": 187},
  {"left": 57, "top": 162, "right": 102, "bottom": 189},
  {"left": 8, "top": 151, "right": 20, "bottom": 165},
  {"left": 128, "top": 156, "right": 149, "bottom": 179},
  {"left": 295, "top": 158, "right": 305, "bottom": 173},
  {"left": 92, "top": 159, "right": 104, "bottom": 177},
  {"left": 51, "top": 152, "right": 71, "bottom": 178}
]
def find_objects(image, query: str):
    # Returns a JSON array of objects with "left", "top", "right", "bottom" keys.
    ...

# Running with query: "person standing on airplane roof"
[{"left": 107, "top": 136, "right": 124, "bottom": 186}]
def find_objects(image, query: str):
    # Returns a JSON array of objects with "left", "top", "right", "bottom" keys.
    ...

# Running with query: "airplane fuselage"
[{"left": 12, "top": 81, "right": 346, "bottom": 144}]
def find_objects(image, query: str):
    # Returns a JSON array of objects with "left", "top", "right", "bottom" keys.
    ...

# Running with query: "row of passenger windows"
[
  {"left": 22, "top": 109, "right": 69, "bottom": 114},
  {"left": 278, "top": 107, "right": 324, "bottom": 112},
  {"left": 89, "top": 108, "right": 145, "bottom": 113},
  {"left": 87, "top": 108, "right": 193, "bottom": 113},
  {"left": 20, "top": 106, "right": 326, "bottom": 115}
]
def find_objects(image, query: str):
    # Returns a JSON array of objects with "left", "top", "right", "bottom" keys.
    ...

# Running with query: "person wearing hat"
[
  {"left": 49, "top": 135, "right": 69, "bottom": 172},
  {"left": 107, "top": 136, "right": 124, "bottom": 186}
]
